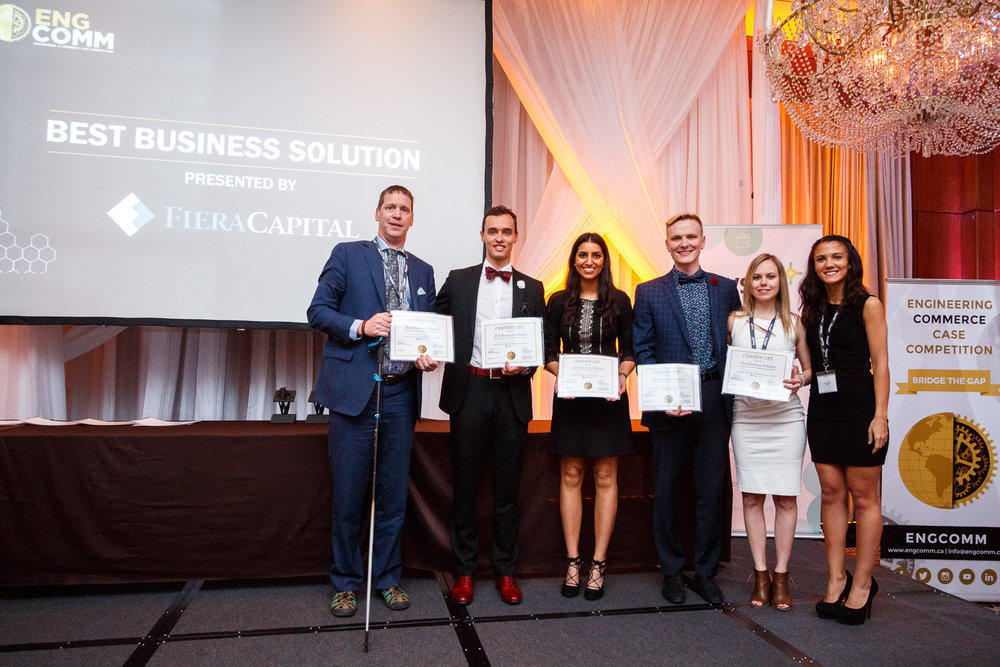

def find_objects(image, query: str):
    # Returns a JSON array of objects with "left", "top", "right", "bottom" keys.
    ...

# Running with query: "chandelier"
[{"left": 758, "top": 1, "right": 1000, "bottom": 157}]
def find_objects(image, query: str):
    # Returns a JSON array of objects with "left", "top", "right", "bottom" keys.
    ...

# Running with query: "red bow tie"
[{"left": 485, "top": 266, "right": 512, "bottom": 283}]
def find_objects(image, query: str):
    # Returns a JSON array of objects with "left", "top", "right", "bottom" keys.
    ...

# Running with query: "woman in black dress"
[
  {"left": 544, "top": 233, "right": 634, "bottom": 601},
  {"left": 799, "top": 235, "right": 889, "bottom": 625}
]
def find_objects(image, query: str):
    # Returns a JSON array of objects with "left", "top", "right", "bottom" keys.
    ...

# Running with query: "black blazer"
[{"left": 436, "top": 263, "right": 546, "bottom": 423}]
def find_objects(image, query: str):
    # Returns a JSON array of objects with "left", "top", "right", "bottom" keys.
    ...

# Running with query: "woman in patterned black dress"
[
  {"left": 800, "top": 235, "right": 889, "bottom": 625},
  {"left": 544, "top": 233, "right": 634, "bottom": 601}
]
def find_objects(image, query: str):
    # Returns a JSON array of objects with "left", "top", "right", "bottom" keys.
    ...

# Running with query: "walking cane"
[{"left": 362, "top": 338, "right": 386, "bottom": 653}]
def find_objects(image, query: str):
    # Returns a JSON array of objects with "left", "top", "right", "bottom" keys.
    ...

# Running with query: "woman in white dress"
[{"left": 727, "top": 254, "right": 812, "bottom": 611}]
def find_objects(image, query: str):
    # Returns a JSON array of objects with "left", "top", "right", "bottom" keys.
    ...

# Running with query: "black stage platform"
[
  {"left": 2, "top": 539, "right": 998, "bottom": 665},
  {"left": 0, "top": 420, "right": 728, "bottom": 586}
]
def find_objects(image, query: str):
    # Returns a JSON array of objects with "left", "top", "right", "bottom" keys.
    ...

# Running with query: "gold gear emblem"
[
  {"left": 953, "top": 416, "right": 995, "bottom": 507},
  {"left": 898, "top": 413, "right": 996, "bottom": 509},
  {"left": 0, "top": 4, "right": 31, "bottom": 42}
]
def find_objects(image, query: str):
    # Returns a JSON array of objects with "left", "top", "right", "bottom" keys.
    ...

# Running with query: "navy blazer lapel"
[
  {"left": 364, "top": 242, "right": 387, "bottom": 310},
  {"left": 705, "top": 274, "right": 726, "bottom": 354},
  {"left": 661, "top": 275, "right": 693, "bottom": 352},
  {"left": 403, "top": 251, "right": 417, "bottom": 308}
]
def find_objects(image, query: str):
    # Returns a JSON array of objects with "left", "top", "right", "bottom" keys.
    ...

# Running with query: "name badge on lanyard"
[
  {"left": 816, "top": 370, "right": 838, "bottom": 394},
  {"left": 816, "top": 307, "right": 839, "bottom": 394}
]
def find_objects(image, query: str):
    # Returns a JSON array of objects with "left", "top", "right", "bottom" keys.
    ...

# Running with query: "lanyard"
[
  {"left": 748, "top": 315, "right": 777, "bottom": 351},
  {"left": 818, "top": 307, "right": 839, "bottom": 371}
]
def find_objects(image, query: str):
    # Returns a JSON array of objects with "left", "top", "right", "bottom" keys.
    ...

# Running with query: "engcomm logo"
[
  {"left": 899, "top": 413, "right": 996, "bottom": 509},
  {"left": 0, "top": 5, "right": 115, "bottom": 52},
  {"left": 0, "top": 4, "right": 31, "bottom": 42}
]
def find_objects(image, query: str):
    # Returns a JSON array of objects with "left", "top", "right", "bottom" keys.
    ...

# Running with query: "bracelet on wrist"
[{"left": 359, "top": 319, "right": 367, "bottom": 337}]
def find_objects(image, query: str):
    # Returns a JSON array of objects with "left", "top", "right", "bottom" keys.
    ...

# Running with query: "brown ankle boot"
[
  {"left": 750, "top": 569, "right": 771, "bottom": 607},
  {"left": 771, "top": 571, "right": 792, "bottom": 611}
]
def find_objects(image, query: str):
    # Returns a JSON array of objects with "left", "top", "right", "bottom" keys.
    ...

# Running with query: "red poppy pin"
[{"left": 710, "top": 278, "right": 718, "bottom": 286}]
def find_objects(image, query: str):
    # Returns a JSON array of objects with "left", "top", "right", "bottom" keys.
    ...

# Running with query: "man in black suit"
[{"left": 435, "top": 205, "right": 545, "bottom": 606}]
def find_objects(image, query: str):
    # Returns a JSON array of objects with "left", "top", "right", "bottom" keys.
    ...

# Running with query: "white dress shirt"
[{"left": 470, "top": 261, "right": 514, "bottom": 367}]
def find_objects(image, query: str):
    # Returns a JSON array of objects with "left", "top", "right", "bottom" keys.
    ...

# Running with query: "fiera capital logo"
[{"left": 0, "top": 4, "right": 115, "bottom": 52}]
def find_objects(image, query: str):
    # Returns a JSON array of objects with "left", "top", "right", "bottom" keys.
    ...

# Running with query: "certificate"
[
  {"left": 722, "top": 346, "right": 794, "bottom": 401},
  {"left": 388, "top": 311, "right": 455, "bottom": 362},
  {"left": 637, "top": 363, "right": 701, "bottom": 412},
  {"left": 481, "top": 317, "right": 543, "bottom": 368},
  {"left": 556, "top": 354, "right": 619, "bottom": 399}
]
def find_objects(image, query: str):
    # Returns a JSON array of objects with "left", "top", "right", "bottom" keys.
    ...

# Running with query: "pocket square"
[{"left": 417, "top": 286, "right": 427, "bottom": 295}]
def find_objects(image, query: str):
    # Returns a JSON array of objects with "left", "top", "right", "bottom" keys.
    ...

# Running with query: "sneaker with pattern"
[
  {"left": 378, "top": 584, "right": 410, "bottom": 611},
  {"left": 330, "top": 590, "right": 357, "bottom": 617}
]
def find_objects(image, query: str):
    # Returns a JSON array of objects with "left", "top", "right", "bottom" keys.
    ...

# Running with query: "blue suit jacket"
[
  {"left": 632, "top": 270, "right": 741, "bottom": 430},
  {"left": 307, "top": 240, "right": 436, "bottom": 417}
]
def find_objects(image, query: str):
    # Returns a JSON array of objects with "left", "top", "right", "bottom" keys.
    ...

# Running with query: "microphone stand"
[{"left": 362, "top": 337, "right": 386, "bottom": 653}]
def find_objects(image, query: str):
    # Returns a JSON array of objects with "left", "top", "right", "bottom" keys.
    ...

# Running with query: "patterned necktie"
[
  {"left": 383, "top": 247, "right": 403, "bottom": 312},
  {"left": 381, "top": 247, "right": 407, "bottom": 377}
]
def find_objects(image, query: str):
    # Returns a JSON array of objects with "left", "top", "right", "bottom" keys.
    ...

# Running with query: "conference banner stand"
[{"left": 882, "top": 278, "right": 1000, "bottom": 602}]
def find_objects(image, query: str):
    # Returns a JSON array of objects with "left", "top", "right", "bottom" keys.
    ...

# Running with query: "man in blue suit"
[
  {"left": 633, "top": 212, "right": 741, "bottom": 605},
  {"left": 308, "top": 185, "right": 438, "bottom": 618}
]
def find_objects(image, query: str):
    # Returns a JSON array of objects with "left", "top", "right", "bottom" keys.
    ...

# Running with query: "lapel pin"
[{"left": 516, "top": 279, "right": 525, "bottom": 289}]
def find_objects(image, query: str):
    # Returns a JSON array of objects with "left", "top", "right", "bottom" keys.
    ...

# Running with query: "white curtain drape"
[
  {"left": 751, "top": 0, "right": 782, "bottom": 225},
  {"left": 494, "top": 0, "right": 752, "bottom": 281},
  {"left": 0, "top": 326, "right": 66, "bottom": 419}
]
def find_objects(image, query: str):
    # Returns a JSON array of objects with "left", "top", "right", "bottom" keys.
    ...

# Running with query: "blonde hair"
[
  {"left": 736, "top": 254, "right": 793, "bottom": 333},
  {"left": 665, "top": 212, "right": 702, "bottom": 232}
]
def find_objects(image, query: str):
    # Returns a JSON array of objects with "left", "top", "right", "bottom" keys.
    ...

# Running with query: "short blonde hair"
[{"left": 665, "top": 212, "right": 702, "bottom": 232}]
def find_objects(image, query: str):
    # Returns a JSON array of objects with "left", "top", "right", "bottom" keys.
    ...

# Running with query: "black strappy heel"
[
  {"left": 561, "top": 555, "right": 583, "bottom": 597},
  {"left": 584, "top": 559, "right": 607, "bottom": 601}
]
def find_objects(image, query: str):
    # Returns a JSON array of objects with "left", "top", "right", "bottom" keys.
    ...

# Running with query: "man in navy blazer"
[
  {"left": 308, "top": 185, "right": 438, "bottom": 618},
  {"left": 633, "top": 212, "right": 741, "bottom": 605}
]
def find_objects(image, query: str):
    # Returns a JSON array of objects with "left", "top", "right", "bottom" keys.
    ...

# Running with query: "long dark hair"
[
  {"left": 798, "top": 234, "right": 869, "bottom": 329},
  {"left": 562, "top": 232, "right": 618, "bottom": 326}
]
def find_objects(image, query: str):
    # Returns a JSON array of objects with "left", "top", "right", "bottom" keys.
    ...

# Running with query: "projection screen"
[{"left": 0, "top": 0, "right": 488, "bottom": 327}]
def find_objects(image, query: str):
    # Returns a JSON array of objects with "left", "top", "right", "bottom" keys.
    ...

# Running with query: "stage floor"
[{"left": 2, "top": 539, "right": 998, "bottom": 665}]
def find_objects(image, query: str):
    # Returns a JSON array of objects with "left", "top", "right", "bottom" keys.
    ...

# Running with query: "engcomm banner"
[{"left": 882, "top": 279, "right": 1000, "bottom": 602}]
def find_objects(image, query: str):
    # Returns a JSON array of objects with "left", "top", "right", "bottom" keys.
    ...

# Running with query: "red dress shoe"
[
  {"left": 451, "top": 575, "right": 474, "bottom": 605},
  {"left": 495, "top": 576, "right": 522, "bottom": 605}
]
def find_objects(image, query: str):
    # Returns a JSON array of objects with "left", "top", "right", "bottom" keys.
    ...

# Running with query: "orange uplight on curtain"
[{"left": 779, "top": 103, "right": 874, "bottom": 284}]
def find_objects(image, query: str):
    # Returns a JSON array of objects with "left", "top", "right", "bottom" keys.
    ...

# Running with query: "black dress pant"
[
  {"left": 650, "top": 376, "right": 730, "bottom": 578},
  {"left": 450, "top": 374, "right": 527, "bottom": 576}
]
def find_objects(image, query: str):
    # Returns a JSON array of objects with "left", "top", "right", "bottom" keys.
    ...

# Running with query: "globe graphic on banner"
[
  {"left": 899, "top": 413, "right": 955, "bottom": 509},
  {"left": 899, "top": 412, "right": 996, "bottom": 509}
]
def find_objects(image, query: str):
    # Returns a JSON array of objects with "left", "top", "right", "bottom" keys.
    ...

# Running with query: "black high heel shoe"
[
  {"left": 836, "top": 577, "right": 878, "bottom": 625},
  {"left": 815, "top": 570, "right": 852, "bottom": 619},
  {"left": 561, "top": 555, "right": 582, "bottom": 598},
  {"left": 584, "top": 559, "right": 606, "bottom": 601}
]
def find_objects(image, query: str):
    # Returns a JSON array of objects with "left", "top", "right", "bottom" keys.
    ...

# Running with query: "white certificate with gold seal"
[
  {"left": 556, "top": 354, "right": 619, "bottom": 399},
  {"left": 637, "top": 363, "right": 702, "bottom": 412},
  {"left": 481, "top": 317, "right": 543, "bottom": 369},
  {"left": 722, "top": 346, "right": 793, "bottom": 402},
  {"left": 388, "top": 310, "right": 455, "bottom": 362}
]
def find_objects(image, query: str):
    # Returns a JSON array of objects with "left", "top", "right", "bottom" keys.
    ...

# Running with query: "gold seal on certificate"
[
  {"left": 481, "top": 317, "right": 543, "bottom": 369},
  {"left": 722, "top": 346, "right": 794, "bottom": 401},
  {"left": 388, "top": 311, "right": 455, "bottom": 362},
  {"left": 556, "top": 354, "right": 618, "bottom": 399},
  {"left": 636, "top": 363, "right": 701, "bottom": 412}
]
